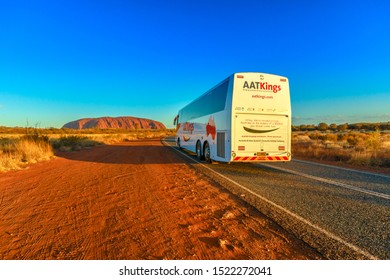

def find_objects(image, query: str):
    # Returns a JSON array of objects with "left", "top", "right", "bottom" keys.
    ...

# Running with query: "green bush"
[{"left": 51, "top": 135, "right": 103, "bottom": 151}]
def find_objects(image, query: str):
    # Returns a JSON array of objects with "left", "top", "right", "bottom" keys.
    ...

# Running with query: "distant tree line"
[{"left": 292, "top": 122, "right": 390, "bottom": 132}]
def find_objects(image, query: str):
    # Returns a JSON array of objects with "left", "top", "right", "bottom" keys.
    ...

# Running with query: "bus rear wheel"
[
  {"left": 196, "top": 141, "right": 204, "bottom": 160},
  {"left": 177, "top": 138, "right": 182, "bottom": 149},
  {"left": 204, "top": 142, "right": 211, "bottom": 163}
]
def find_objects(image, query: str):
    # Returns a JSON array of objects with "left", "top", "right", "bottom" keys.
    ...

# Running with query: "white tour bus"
[{"left": 173, "top": 72, "right": 291, "bottom": 163}]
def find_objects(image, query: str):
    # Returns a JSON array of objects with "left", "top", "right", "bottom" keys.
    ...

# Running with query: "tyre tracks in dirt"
[{"left": 0, "top": 139, "right": 322, "bottom": 260}]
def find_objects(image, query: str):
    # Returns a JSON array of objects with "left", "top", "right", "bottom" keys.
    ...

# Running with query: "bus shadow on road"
[{"left": 55, "top": 139, "right": 200, "bottom": 165}]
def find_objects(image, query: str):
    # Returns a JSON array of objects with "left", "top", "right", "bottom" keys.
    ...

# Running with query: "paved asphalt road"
[{"left": 163, "top": 138, "right": 390, "bottom": 260}]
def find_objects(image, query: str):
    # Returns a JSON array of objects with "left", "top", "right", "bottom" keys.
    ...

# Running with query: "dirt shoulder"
[
  {"left": 0, "top": 140, "right": 322, "bottom": 259},
  {"left": 293, "top": 155, "right": 390, "bottom": 175}
]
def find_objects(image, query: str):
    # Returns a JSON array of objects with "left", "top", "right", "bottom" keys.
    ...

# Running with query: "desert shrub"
[
  {"left": 51, "top": 135, "right": 103, "bottom": 151},
  {"left": 323, "top": 134, "right": 338, "bottom": 142},
  {"left": 348, "top": 150, "right": 390, "bottom": 167},
  {"left": 292, "top": 131, "right": 390, "bottom": 169},
  {"left": 346, "top": 133, "right": 367, "bottom": 147},
  {"left": 308, "top": 133, "right": 338, "bottom": 142},
  {"left": 292, "top": 141, "right": 350, "bottom": 162},
  {"left": 365, "top": 131, "right": 381, "bottom": 151},
  {"left": 329, "top": 123, "right": 338, "bottom": 131},
  {"left": 0, "top": 135, "right": 53, "bottom": 172},
  {"left": 16, "top": 138, "right": 53, "bottom": 163},
  {"left": 337, "top": 123, "right": 349, "bottom": 131},
  {"left": 317, "top": 122, "right": 329, "bottom": 131},
  {"left": 337, "top": 133, "right": 348, "bottom": 141},
  {"left": 21, "top": 132, "right": 50, "bottom": 145}
]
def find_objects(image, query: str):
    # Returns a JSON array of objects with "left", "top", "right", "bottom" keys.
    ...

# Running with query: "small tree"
[
  {"left": 299, "top": 124, "right": 308, "bottom": 131},
  {"left": 307, "top": 125, "right": 317, "bottom": 131},
  {"left": 366, "top": 130, "right": 381, "bottom": 159},
  {"left": 292, "top": 125, "right": 300, "bottom": 131},
  {"left": 337, "top": 123, "right": 348, "bottom": 131},
  {"left": 318, "top": 122, "right": 329, "bottom": 131},
  {"left": 329, "top": 123, "right": 338, "bottom": 131}
]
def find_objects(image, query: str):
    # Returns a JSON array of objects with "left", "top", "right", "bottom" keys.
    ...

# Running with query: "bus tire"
[
  {"left": 177, "top": 138, "right": 182, "bottom": 149},
  {"left": 196, "top": 141, "right": 204, "bottom": 160},
  {"left": 204, "top": 142, "right": 211, "bottom": 163}
]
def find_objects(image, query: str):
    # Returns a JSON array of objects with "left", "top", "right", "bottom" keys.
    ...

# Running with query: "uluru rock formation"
[{"left": 62, "top": 116, "right": 166, "bottom": 130}]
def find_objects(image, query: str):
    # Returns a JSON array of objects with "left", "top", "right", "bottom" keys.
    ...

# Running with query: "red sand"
[{"left": 0, "top": 140, "right": 322, "bottom": 259}]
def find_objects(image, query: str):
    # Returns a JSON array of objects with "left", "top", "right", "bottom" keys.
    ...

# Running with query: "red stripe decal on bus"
[{"left": 234, "top": 156, "right": 289, "bottom": 161}]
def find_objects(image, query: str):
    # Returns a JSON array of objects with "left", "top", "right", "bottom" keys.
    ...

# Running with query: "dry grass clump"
[
  {"left": 293, "top": 131, "right": 390, "bottom": 168},
  {"left": 50, "top": 130, "right": 176, "bottom": 150},
  {"left": 0, "top": 128, "right": 177, "bottom": 172},
  {"left": 51, "top": 135, "right": 103, "bottom": 152},
  {"left": 0, "top": 135, "right": 54, "bottom": 172}
]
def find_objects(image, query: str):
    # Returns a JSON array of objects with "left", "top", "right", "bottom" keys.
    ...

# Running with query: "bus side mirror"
[{"left": 173, "top": 115, "right": 179, "bottom": 125}]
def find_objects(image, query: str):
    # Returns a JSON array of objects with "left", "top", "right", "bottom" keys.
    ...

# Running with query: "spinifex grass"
[
  {"left": 0, "top": 135, "right": 54, "bottom": 172},
  {"left": 0, "top": 128, "right": 176, "bottom": 172},
  {"left": 292, "top": 131, "right": 390, "bottom": 168}
]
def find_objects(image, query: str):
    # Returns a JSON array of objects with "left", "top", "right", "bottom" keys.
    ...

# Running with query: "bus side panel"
[
  {"left": 208, "top": 109, "right": 230, "bottom": 162},
  {"left": 210, "top": 76, "right": 233, "bottom": 162},
  {"left": 176, "top": 121, "right": 203, "bottom": 154},
  {"left": 176, "top": 75, "right": 234, "bottom": 162},
  {"left": 177, "top": 109, "right": 231, "bottom": 161}
]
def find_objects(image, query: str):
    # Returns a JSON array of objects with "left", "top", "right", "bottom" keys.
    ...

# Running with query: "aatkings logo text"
[{"left": 243, "top": 81, "right": 281, "bottom": 93}]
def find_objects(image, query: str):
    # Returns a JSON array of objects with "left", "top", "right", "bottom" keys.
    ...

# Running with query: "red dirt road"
[{"left": 0, "top": 140, "right": 322, "bottom": 259}]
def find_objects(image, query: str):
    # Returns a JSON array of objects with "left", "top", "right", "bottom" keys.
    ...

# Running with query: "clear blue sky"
[{"left": 1, "top": 0, "right": 389, "bottom": 128}]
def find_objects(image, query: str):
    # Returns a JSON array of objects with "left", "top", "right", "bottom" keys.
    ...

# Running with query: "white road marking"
[{"left": 162, "top": 139, "right": 379, "bottom": 260}]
